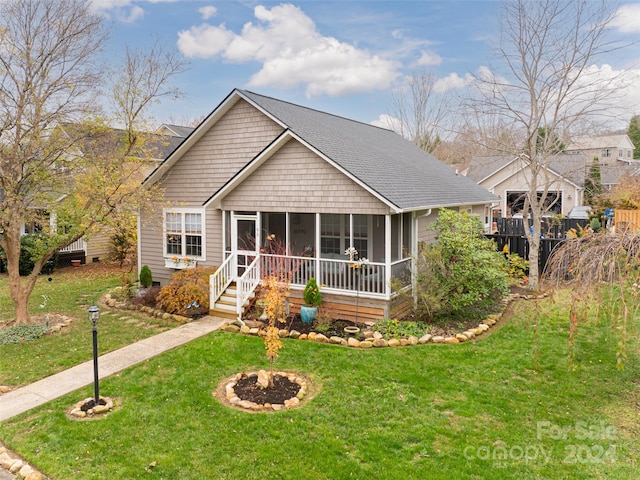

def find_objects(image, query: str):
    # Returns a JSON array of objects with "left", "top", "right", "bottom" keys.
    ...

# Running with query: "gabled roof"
[
  {"left": 157, "top": 124, "right": 195, "bottom": 138},
  {"left": 467, "top": 153, "right": 640, "bottom": 189},
  {"left": 566, "top": 133, "right": 635, "bottom": 151},
  {"left": 147, "top": 89, "right": 497, "bottom": 212}
]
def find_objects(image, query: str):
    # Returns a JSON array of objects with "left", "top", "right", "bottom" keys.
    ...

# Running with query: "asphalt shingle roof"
[{"left": 239, "top": 90, "right": 497, "bottom": 211}]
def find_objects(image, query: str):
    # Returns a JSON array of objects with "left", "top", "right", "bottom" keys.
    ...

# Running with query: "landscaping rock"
[
  {"left": 19, "top": 464, "right": 34, "bottom": 478},
  {"left": 444, "top": 337, "right": 460, "bottom": 344},
  {"left": 372, "top": 331, "right": 384, "bottom": 340},
  {"left": 0, "top": 453, "right": 13, "bottom": 469},
  {"left": 288, "top": 330, "right": 300, "bottom": 338},
  {"left": 455, "top": 333, "right": 468, "bottom": 342},
  {"left": 225, "top": 325, "right": 241, "bottom": 333},
  {"left": 249, "top": 327, "right": 260, "bottom": 335},
  {"left": 399, "top": 339, "right": 410, "bottom": 346},
  {"left": 256, "top": 370, "right": 270, "bottom": 389},
  {"left": 26, "top": 471, "right": 44, "bottom": 480},
  {"left": 419, "top": 334, "right": 433, "bottom": 344},
  {"left": 373, "top": 338, "right": 388, "bottom": 348},
  {"left": 9, "top": 460, "right": 24, "bottom": 473},
  {"left": 463, "top": 331, "right": 476, "bottom": 339},
  {"left": 347, "top": 337, "right": 361, "bottom": 348},
  {"left": 478, "top": 324, "right": 489, "bottom": 332},
  {"left": 0, "top": 386, "right": 11, "bottom": 393},
  {"left": 329, "top": 336, "right": 343, "bottom": 345},
  {"left": 432, "top": 336, "right": 445, "bottom": 343},
  {"left": 284, "top": 397, "right": 300, "bottom": 409},
  {"left": 408, "top": 336, "right": 419, "bottom": 345},
  {"left": 359, "top": 340, "right": 373, "bottom": 348},
  {"left": 231, "top": 319, "right": 246, "bottom": 328},
  {"left": 240, "top": 325, "right": 250, "bottom": 334},
  {"left": 363, "top": 330, "right": 374, "bottom": 339},
  {"left": 388, "top": 339, "right": 400, "bottom": 347},
  {"left": 307, "top": 332, "right": 316, "bottom": 341},
  {"left": 298, "top": 333, "right": 308, "bottom": 340},
  {"left": 314, "top": 333, "right": 328, "bottom": 343}
]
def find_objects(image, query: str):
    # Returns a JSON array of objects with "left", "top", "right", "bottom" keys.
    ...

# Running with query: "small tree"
[
  {"left": 139, "top": 265, "right": 153, "bottom": 288},
  {"left": 583, "top": 157, "right": 602, "bottom": 206},
  {"left": 627, "top": 115, "right": 640, "bottom": 159},
  {"left": 260, "top": 234, "right": 293, "bottom": 387}
]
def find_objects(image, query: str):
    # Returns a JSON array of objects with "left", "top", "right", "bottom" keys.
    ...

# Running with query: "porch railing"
[
  {"left": 58, "top": 238, "right": 87, "bottom": 253},
  {"left": 209, "top": 254, "right": 234, "bottom": 309},
  {"left": 237, "top": 256, "right": 261, "bottom": 318},
  {"left": 261, "top": 253, "right": 391, "bottom": 296}
]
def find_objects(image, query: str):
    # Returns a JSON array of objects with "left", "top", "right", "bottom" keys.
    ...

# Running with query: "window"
[
  {"left": 601, "top": 149, "right": 611, "bottom": 158},
  {"left": 353, "top": 215, "right": 368, "bottom": 259},
  {"left": 320, "top": 214, "right": 344, "bottom": 255},
  {"left": 164, "top": 209, "right": 204, "bottom": 258}
]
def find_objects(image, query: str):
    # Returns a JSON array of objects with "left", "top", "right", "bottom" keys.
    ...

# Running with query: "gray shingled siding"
[{"left": 221, "top": 140, "right": 390, "bottom": 214}]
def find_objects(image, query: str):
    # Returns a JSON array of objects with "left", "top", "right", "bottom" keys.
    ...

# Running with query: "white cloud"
[
  {"left": 198, "top": 5, "right": 217, "bottom": 21},
  {"left": 371, "top": 113, "right": 402, "bottom": 133},
  {"left": 177, "top": 3, "right": 400, "bottom": 97},
  {"left": 434, "top": 72, "right": 473, "bottom": 92},
  {"left": 610, "top": 4, "right": 640, "bottom": 33},
  {"left": 90, "top": 0, "right": 144, "bottom": 23},
  {"left": 416, "top": 50, "right": 442, "bottom": 66}
]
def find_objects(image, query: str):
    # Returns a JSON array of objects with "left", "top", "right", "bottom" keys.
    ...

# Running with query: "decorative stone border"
[
  {"left": 68, "top": 396, "right": 116, "bottom": 419},
  {"left": 219, "top": 291, "right": 548, "bottom": 348},
  {"left": 0, "top": 442, "right": 45, "bottom": 480},
  {"left": 215, "top": 371, "right": 312, "bottom": 413}
]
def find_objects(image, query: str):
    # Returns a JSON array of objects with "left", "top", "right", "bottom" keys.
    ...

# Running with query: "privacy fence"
[{"left": 486, "top": 217, "right": 590, "bottom": 275}]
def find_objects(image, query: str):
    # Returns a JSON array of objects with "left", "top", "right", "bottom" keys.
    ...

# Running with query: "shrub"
[
  {"left": 372, "top": 318, "right": 425, "bottom": 339},
  {"left": 303, "top": 277, "right": 322, "bottom": 307},
  {"left": 130, "top": 286, "right": 162, "bottom": 308},
  {"left": 156, "top": 266, "right": 217, "bottom": 315},
  {"left": 139, "top": 265, "right": 153, "bottom": 288},
  {"left": 411, "top": 209, "right": 509, "bottom": 321},
  {"left": 505, "top": 252, "right": 529, "bottom": 280}
]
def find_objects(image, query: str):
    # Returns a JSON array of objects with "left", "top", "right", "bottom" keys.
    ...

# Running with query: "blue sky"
[{"left": 92, "top": 0, "right": 640, "bottom": 130}]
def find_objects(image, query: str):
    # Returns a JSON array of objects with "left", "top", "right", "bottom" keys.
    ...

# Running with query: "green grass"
[
  {"left": 1, "top": 294, "right": 639, "bottom": 479},
  {"left": 0, "top": 265, "right": 180, "bottom": 386}
]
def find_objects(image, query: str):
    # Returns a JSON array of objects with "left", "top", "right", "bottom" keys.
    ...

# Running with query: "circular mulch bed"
[{"left": 214, "top": 371, "right": 315, "bottom": 413}]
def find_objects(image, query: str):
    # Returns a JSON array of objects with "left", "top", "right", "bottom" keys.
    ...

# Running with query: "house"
[
  {"left": 465, "top": 152, "right": 640, "bottom": 220},
  {"left": 139, "top": 89, "right": 497, "bottom": 321},
  {"left": 566, "top": 133, "right": 635, "bottom": 165},
  {"left": 157, "top": 123, "right": 195, "bottom": 138},
  {"left": 15, "top": 126, "right": 189, "bottom": 267}
]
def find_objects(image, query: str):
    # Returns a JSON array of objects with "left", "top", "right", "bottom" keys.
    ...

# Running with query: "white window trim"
[{"left": 163, "top": 207, "right": 206, "bottom": 268}]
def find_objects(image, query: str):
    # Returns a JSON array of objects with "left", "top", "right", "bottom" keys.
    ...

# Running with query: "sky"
[{"left": 90, "top": 0, "right": 640, "bottom": 132}]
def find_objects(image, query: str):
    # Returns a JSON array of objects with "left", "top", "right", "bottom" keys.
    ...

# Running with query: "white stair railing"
[
  {"left": 236, "top": 256, "right": 261, "bottom": 320},
  {"left": 209, "top": 255, "right": 234, "bottom": 309}
]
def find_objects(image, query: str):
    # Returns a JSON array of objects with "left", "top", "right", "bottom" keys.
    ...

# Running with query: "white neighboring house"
[{"left": 566, "top": 133, "right": 635, "bottom": 165}]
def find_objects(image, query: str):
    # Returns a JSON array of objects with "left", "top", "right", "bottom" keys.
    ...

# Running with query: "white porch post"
[
  {"left": 315, "top": 213, "right": 321, "bottom": 273},
  {"left": 385, "top": 214, "right": 392, "bottom": 300}
]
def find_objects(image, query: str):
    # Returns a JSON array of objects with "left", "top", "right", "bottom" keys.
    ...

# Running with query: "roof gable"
[{"left": 147, "top": 89, "right": 497, "bottom": 210}]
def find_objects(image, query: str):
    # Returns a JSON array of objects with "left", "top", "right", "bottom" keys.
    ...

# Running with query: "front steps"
[{"left": 209, "top": 283, "right": 254, "bottom": 320}]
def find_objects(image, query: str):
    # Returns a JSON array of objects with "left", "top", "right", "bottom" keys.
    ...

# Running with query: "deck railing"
[
  {"left": 209, "top": 254, "right": 233, "bottom": 308},
  {"left": 58, "top": 238, "right": 87, "bottom": 253},
  {"left": 237, "top": 256, "right": 261, "bottom": 318}
]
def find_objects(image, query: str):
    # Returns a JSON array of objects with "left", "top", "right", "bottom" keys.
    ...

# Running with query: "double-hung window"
[{"left": 164, "top": 209, "right": 204, "bottom": 259}]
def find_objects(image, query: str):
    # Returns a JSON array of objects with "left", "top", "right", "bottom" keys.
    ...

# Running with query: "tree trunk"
[{"left": 526, "top": 217, "right": 541, "bottom": 291}]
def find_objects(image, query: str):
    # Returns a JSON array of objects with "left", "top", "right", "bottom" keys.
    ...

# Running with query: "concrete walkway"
[{"left": 0, "top": 316, "right": 225, "bottom": 423}]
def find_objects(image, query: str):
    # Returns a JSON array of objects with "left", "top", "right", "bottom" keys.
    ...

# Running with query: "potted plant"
[{"left": 300, "top": 277, "right": 322, "bottom": 323}]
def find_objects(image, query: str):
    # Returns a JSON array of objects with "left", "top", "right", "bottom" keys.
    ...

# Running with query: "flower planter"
[
  {"left": 300, "top": 305, "right": 318, "bottom": 323},
  {"left": 71, "top": 259, "right": 81, "bottom": 267}
]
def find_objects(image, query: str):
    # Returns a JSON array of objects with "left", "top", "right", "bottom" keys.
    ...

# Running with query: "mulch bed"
[{"left": 233, "top": 374, "right": 302, "bottom": 405}]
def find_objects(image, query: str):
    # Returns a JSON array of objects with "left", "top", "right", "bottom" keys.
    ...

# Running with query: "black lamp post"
[{"left": 88, "top": 305, "right": 101, "bottom": 404}]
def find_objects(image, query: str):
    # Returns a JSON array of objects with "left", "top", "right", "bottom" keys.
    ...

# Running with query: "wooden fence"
[{"left": 615, "top": 210, "right": 640, "bottom": 233}]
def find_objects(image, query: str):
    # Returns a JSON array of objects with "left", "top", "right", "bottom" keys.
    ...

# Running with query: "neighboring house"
[
  {"left": 139, "top": 89, "right": 497, "bottom": 321},
  {"left": 464, "top": 152, "right": 640, "bottom": 220},
  {"left": 13, "top": 126, "right": 188, "bottom": 266},
  {"left": 157, "top": 123, "right": 195, "bottom": 138},
  {"left": 566, "top": 133, "right": 635, "bottom": 165}
]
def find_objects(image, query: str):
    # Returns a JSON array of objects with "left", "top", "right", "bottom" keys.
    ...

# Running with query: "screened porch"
[{"left": 223, "top": 211, "right": 414, "bottom": 299}]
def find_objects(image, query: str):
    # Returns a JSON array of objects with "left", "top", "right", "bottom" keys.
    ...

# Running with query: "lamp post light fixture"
[{"left": 88, "top": 305, "right": 101, "bottom": 405}]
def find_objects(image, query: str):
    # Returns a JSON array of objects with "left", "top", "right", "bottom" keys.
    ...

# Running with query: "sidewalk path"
[{"left": 0, "top": 316, "right": 225, "bottom": 423}]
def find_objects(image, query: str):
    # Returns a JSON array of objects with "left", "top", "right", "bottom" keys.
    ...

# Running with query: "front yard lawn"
[{"left": 1, "top": 295, "right": 639, "bottom": 479}]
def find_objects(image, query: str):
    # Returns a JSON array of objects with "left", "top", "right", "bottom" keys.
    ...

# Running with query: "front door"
[{"left": 231, "top": 213, "right": 259, "bottom": 277}]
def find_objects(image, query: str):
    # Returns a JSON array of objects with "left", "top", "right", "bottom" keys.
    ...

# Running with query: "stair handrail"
[
  {"left": 210, "top": 254, "right": 234, "bottom": 309},
  {"left": 236, "top": 255, "right": 261, "bottom": 319}
]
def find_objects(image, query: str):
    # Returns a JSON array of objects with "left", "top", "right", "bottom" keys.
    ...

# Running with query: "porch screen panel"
[
  {"left": 402, "top": 212, "right": 412, "bottom": 258},
  {"left": 353, "top": 214, "right": 368, "bottom": 259},
  {"left": 320, "top": 214, "right": 342, "bottom": 255},
  {"left": 290, "top": 213, "right": 315, "bottom": 256},
  {"left": 391, "top": 214, "right": 400, "bottom": 261}
]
